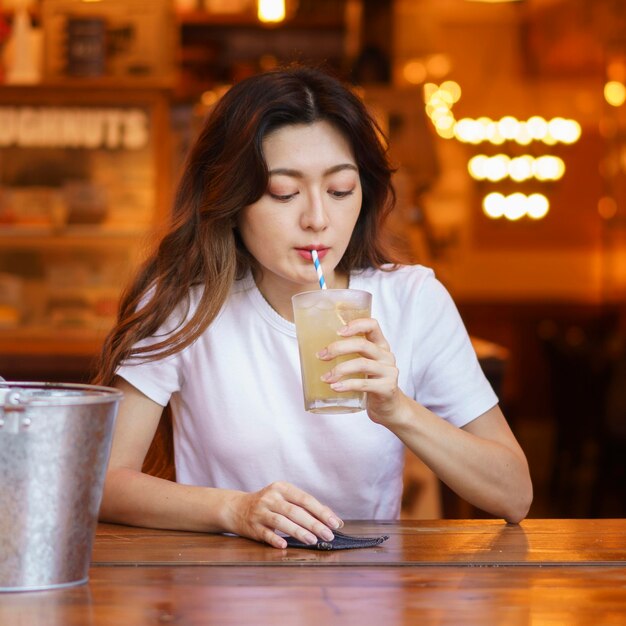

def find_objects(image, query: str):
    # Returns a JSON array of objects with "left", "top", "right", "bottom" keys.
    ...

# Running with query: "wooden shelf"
[{"left": 0, "top": 84, "right": 172, "bottom": 369}]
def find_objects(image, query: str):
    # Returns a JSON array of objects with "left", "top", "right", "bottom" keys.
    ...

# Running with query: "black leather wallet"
[{"left": 284, "top": 530, "right": 389, "bottom": 551}]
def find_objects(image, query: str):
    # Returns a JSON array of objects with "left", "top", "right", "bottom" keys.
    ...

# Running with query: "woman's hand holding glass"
[{"left": 318, "top": 317, "right": 406, "bottom": 426}]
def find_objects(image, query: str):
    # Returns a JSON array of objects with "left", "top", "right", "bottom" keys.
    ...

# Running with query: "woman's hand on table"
[{"left": 223, "top": 482, "right": 343, "bottom": 549}]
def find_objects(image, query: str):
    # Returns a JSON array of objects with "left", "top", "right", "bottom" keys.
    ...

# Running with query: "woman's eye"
[
  {"left": 270, "top": 192, "right": 298, "bottom": 201},
  {"left": 329, "top": 189, "right": 354, "bottom": 199}
]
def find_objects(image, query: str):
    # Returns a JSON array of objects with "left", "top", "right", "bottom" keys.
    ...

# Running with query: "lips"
[{"left": 296, "top": 246, "right": 329, "bottom": 261}]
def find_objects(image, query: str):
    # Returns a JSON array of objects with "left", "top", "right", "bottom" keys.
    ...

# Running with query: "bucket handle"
[{"left": 0, "top": 385, "right": 32, "bottom": 433}]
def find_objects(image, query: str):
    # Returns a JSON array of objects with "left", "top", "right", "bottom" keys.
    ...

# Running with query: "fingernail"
[
  {"left": 320, "top": 372, "right": 331, "bottom": 382},
  {"left": 337, "top": 326, "right": 349, "bottom": 335},
  {"left": 320, "top": 528, "right": 334, "bottom": 542},
  {"left": 316, "top": 348, "right": 328, "bottom": 359},
  {"left": 305, "top": 533, "right": 318, "bottom": 545},
  {"left": 328, "top": 516, "right": 342, "bottom": 530},
  {"left": 330, "top": 382, "right": 344, "bottom": 391}
]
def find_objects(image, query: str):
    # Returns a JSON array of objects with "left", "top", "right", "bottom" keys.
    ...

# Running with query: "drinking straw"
[{"left": 311, "top": 249, "right": 327, "bottom": 289}]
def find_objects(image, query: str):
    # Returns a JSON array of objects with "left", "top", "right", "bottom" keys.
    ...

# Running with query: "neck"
[{"left": 254, "top": 271, "right": 350, "bottom": 322}]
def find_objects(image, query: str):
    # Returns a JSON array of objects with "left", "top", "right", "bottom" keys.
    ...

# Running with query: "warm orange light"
[
  {"left": 483, "top": 192, "right": 549, "bottom": 220},
  {"left": 534, "top": 156, "right": 565, "bottom": 181},
  {"left": 422, "top": 80, "right": 569, "bottom": 224},
  {"left": 598, "top": 196, "right": 618, "bottom": 220},
  {"left": 526, "top": 194, "right": 549, "bottom": 219},
  {"left": 607, "top": 59, "right": 626, "bottom": 83},
  {"left": 258, "top": 0, "right": 286, "bottom": 23},
  {"left": 423, "top": 83, "right": 439, "bottom": 103},
  {"left": 509, "top": 155, "right": 534, "bottom": 182},
  {"left": 604, "top": 81, "right": 626, "bottom": 107},
  {"left": 201, "top": 90, "right": 219, "bottom": 107},
  {"left": 483, "top": 193, "right": 505, "bottom": 219},
  {"left": 425, "top": 54, "right": 452, "bottom": 79},
  {"left": 440, "top": 81, "right": 462, "bottom": 103},
  {"left": 403, "top": 60, "right": 427, "bottom": 85},
  {"left": 468, "top": 154, "right": 564, "bottom": 182}
]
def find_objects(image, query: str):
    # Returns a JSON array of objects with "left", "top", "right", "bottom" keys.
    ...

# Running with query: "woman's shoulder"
[
  {"left": 352, "top": 264, "right": 455, "bottom": 317},
  {"left": 353, "top": 264, "right": 437, "bottom": 294}
]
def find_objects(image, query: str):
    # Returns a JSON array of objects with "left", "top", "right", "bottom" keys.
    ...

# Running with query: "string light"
[
  {"left": 483, "top": 192, "right": 550, "bottom": 221},
  {"left": 468, "top": 155, "right": 565, "bottom": 182},
  {"left": 449, "top": 116, "right": 581, "bottom": 145},
  {"left": 423, "top": 81, "right": 581, "bottom": 220}
]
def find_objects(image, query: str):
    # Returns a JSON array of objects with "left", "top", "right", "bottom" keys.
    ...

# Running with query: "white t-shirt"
[{"left": 117, "top": 265, "right": 497, "bottom": 520}]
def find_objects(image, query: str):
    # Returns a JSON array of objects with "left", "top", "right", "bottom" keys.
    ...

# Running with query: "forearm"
[
  {"left": 99, "top": 467, "right": 240, "bottom": 533},
  {"left": 321, "top": 316, "right": 531, "bottom": 521},
  {"left": 391, "top": 396, "right": 533, "bottom": 523},
  {"left": 100, "top": 468, "right": 344, "bottom": 549}
]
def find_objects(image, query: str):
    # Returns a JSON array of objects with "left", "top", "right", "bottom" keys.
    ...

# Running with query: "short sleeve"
[
  {"left": 115, "top": 292, "right": 192, "bottom": 407},
  {"left": 116, "top": 350, "right": 182, "bottom": 407}
]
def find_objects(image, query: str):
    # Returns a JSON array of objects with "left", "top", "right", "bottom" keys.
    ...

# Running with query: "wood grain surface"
[
  {"left": 2, "top": 565, "right": 626, "bottom": 625},
  {"left": 93, "top": 518, "right": 626, "bottom": 566},
  {"left": 2, "top": 519, "right": 625, "bottom": 625}
]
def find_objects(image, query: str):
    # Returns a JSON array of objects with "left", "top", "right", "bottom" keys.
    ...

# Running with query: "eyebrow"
[{"left": 268, "top": 164, "right": 358, "bottom": 178}]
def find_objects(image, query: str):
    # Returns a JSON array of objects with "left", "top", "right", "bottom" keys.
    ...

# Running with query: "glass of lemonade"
[{"left": 292, "top": 289, "right": 372, "bottom": 413}]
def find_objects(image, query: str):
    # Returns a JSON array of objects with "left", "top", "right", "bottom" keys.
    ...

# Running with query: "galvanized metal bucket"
[{"left": 0, "top": 381, "right": 122, "bottom": 592}]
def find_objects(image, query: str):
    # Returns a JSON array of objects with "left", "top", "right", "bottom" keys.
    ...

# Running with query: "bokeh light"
[{"left": 604, "top": 81, "right": 626, "bottom": 107}]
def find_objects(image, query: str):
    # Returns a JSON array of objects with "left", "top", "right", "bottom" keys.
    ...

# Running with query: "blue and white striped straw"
[{"left": 311, "top": 249, "right": 327, "bottom": 290}]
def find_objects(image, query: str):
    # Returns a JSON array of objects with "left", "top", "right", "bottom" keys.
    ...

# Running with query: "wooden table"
[{"left": 2, "top": 519, "right": 626, "bottom": 625}]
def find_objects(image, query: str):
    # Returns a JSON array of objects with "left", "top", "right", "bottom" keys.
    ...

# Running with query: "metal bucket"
[{"left": 0, "top": 381, "right": 122, "bottom": 592}]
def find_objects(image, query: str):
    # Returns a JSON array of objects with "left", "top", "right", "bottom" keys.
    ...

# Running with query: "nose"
[{"left": 299, "top": 190, "right": 329, "bottom": 231}]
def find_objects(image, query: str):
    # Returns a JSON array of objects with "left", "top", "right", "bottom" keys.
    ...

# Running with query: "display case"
[{"left": 0, "top": 84, "right": 172, "bottom": 377}]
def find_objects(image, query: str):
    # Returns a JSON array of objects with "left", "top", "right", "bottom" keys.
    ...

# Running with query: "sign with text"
[{"left": 0, "top": 107, "right": 149, "bottom": 149}]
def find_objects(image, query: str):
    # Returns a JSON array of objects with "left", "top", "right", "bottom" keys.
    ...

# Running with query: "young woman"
[{"left": 95, "top": 66, "right": 532, "bottom": 549}]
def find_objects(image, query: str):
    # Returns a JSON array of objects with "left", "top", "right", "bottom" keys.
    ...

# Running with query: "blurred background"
[{"left": 0, "top": 0, "right": 624, "bottom": 519}]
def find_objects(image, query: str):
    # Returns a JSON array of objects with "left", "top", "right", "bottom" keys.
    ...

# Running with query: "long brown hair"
[{"left": 94, "top": 65, "right": 398, "bottom": 386}]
